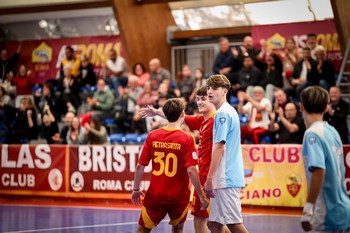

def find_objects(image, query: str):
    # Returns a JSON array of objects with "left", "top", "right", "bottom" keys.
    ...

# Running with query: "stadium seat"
[
  {"left": 229, "top": 96, "right": 239, "bottom": 105},
  {"left": 239, "top": 114, "right": 249, "bottom": 124},
  {"left": 108, "top": 134, "right": 126, "bottom": 143}
]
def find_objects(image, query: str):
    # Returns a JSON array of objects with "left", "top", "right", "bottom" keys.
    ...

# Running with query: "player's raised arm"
[{"left": 138, "top": 105, "right": 165, "bottom": 119}]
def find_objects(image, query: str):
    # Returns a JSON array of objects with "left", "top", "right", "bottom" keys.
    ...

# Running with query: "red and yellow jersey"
[
  {"left": 139, "top": 127, "right": 198, "bottom": 199},
  {"left": 184, "top": 114, "right": 214, "bottom": 182}
]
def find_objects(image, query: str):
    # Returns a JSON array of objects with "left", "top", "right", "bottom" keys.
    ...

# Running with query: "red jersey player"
[
  {"left": 132, "top": 98, "right": 208, "bottom": 233},
  {"left": 139, "top": 86, "right": 226, "bottom": 233}
]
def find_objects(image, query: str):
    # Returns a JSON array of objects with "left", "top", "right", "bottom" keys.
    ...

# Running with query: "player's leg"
[
  {"left": 226, "top": 223, "right": 249, "bottom": 233},
  {"left": 172, "top": 223, "right": 184, "bottom": 233},
  {"left": 209, "top": 188, "right": 248, "bottom": 233},
  {"left": 207, "top": 221, "right": 225, "bottom": 233},
  {"left": 168, "top": 194, "right": 191, "bottom": 233},
  {"left": 136, "top": 225, "right": 151, "bottom": 233},
  {"left": 194, "top": 216, "right": 208, "bottom": 233},
  {"left": 138, "top": 194, "right": 167, "bottom": 232}
]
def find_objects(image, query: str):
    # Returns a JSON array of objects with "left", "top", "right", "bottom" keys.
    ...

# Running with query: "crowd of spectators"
[
  {"left": 214, "top": 34, "right": 348, "bottom": 144},
  {"left": 0, "top": 32, "right": 348, "bottom": 145}
]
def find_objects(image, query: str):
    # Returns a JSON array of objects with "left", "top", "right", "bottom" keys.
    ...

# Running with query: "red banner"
[
  {"left": 1, "top": 144, "right": 348, "bottom": 202},
  {"left": 5, "top": 35, "right": 123, "bottom": 84},
  {"left": 0, "top": 144, "right": 67, "bottom": 196},
  {"left": 67, "top": 145, "right": 151, "bottom": 199},
  {"left": 252, "top": 20, "right": 342, "bottom": 70}
]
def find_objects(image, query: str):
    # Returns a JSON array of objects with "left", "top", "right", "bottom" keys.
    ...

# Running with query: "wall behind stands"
[
  {"left": 1, "top": 144, "right": 349, "bottom": 206},
  {"left": 5, "top": 35, "right": 123, "bottom": 84}
]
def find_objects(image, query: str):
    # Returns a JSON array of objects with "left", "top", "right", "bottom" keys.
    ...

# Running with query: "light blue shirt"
[
  {"left": 302, "top": 121, "right": 350, "bottom": 231},
  {"left": 213, "top": 102, "right": 245, "bottom": 189}
]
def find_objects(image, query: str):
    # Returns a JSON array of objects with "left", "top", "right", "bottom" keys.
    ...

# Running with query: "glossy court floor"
[{"left": 0, "top": 199, "right": 304, "bottom": 233}]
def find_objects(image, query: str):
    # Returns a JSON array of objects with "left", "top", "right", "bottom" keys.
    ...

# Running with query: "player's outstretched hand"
[
  {"left": 138, "top": 105, "right": 157, "bottom": 118},
  {"left": 203, "top": 179, "right": 215, "bottom": 198},
  {"left": 131, "top": 190, "right": 144, "bottom": 206}
]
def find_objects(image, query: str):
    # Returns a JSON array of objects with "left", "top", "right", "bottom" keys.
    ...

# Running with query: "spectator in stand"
[
  {"left": 40, "top": 105, "right": 60, "bottom": 144},
  {"left": 67, "top": 116, "right": 86, "bottom": 145},
  {"left": 193, "top": 67, "right": 206, "bottom": 89},
  {"left": 149, "top": 58, "right": 171, "bottom": 91},
  {"left": 81, "top": 78, "right": 116, "bottom": 126},
  {"left": 82, "top": 115, "right": 109, "bottom": 145},
  {"left": 60, "top": 111, "right": 75, "bottom": 144},
  {"left": 11, "top": 64, "right": 35, "bottom": 108},
  {"left": 60, "top": 46, "right": 81, "bottom": 79},
  {"left": 269, "top": 88, "right": 291, "bottom": 144},
  {"left": 158, "top": 82, "right": 176, "bottom": 100},
  {"left": 188, "top": 67, "right": 207, "bottom": 105},
  {"left": 144, "top": 94, "right": 169, "bottom": 132},
  {"left": 132, "top": 62, "right": 150, "bottom": 87},
  {"left": 212, "top": 37, "right": 239, "bottom": 85},
  {"left": 136, "top": 80, "right": 158, "bottom": 108},
  {"left": 287, "top": 47, "right": 317, "bottom": 97},
  {"left": 6, "top": 97, "right": 38, "bottom": 143},
  {"left": 306, "top": 33, "right": 319, "bottom": 60},
  {"left": 259, "top": 47, "right": 284, "bottom": 103},
  {"left": 59, "top": 65, "right": 81, "bottom": 114},
  {"left": 269, "top": 102, "right": 305, "bottom": 144},
  {"left": 131, "top": 80, "right": 158, "bottom": 134},
  {"left": 0, "top": 109, "right": 7, "bottom": 139},
  {"left": 80, "top": 55, "right": 97, "bottom": 88},
  {"left": 237, "top": 86, "right": 272, "bottom": 144},
  {"left": 232, "top": 35, "right": 263, "bottom": 71},
  {"left": 314, "top": 46, "right": 335, "bottom": 91},
  {"left": 174, "top": 64, "right": 195, "bottom": 102},
  {"left": 231, "top": 55, "right": 261, "bottom": 98},
  {"left": 105, "top": 48, "right": 129, "bottom": 95},
  {"left": 34, "top": 82, "right": 61, "bottom": 122},
  {"left": 0, "top": 85, "right": 15, "bottom": 127},
  {"left": 0, "top": 43, "right": 22, "bottom": 82},
  {"left": 115, "top": 75, "right": 143, "bottom": 134},
  {"left": 279, "top": 38, "right": 301, "bottom": 87},
  {"left": 0, "top": 85, "right": 12, "bottom": 107},
  {"left": 324, "top": 86, "right": 349, "bottom": 144}
]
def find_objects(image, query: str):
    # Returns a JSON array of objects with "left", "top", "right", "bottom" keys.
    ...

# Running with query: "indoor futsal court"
[{"left": 0, "top": 200, "right": 303, "bottom": 233}]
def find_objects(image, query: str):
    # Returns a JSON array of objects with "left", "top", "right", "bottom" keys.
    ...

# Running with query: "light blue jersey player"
[
  {"left": 204, "top": 74, "right": 249, "bottom": 233},
  {"left": 212, "top": 101, "right": 245, "bottom": 189},
  {"left": 300, "top": 86, "right": 350, "bottom": 233}
]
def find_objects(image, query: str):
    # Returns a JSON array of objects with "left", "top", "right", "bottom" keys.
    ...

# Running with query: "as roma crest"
[{"left": 286, "top": 173, "right": 301, "bottom": 198}]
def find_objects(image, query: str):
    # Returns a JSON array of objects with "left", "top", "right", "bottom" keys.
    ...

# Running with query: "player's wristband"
[
  {"left": 132, "top": 188, "right": 140, "bottom": 192},
  {"left": 301, "top": 202, "right": 314, "bottom": 222}
]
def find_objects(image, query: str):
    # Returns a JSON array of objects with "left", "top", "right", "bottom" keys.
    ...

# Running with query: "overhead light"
[
  {"left": 38, "top": 19, "right": 48, "bottom": 28},
  {"left": 105, "top": 24, "right": 111, "bottom": 31}
]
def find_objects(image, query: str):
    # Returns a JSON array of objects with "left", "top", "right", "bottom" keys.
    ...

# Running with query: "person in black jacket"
[
  {"left": 212, "top": 37, "right": 240, "bottom": 83},
  {"left": 315, "top": 46, "right": 335, "bottom": 91},
  {"left": 80, "top": 55, "right": 97, "bottom": 87},
  {"left": 230, "top": 55, "right": 261, "bottom": 98},
  {"left": 324, "top": 86, "right": 349, "bottom": 144},
  {"left": 0, "top": 43, "right": 21, "bottom": 82},
  {"left": 260, "top": 52, "right": 283, "bottom": 102},
  {"left": 286, "top": 47, "right": 318, "bottom": 98}
]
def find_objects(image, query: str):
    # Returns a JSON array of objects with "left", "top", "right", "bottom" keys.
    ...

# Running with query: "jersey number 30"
[{"left": 153, "top": 152, "right": 178, "bottom": 177}]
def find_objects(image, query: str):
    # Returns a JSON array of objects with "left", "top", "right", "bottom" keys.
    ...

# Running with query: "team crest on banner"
[
  {"left": 286, "top": 172, "right": 301, "bottom": 197},
  {"left": 32, "top": 42, "right": 52, "bottom": 63}
]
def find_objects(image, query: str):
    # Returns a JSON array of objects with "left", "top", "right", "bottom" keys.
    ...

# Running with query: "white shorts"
[{"left": 208, "top": 188, "right": 243, "bottom": 225}]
